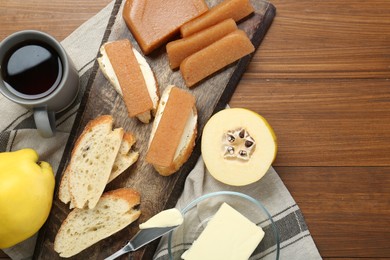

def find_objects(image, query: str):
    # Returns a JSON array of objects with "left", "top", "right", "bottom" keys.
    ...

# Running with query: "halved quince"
[{"left": 201, "top": 108, "right": 277, "bottom": 186}]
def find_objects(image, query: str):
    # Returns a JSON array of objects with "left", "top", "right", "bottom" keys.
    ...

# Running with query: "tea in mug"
[{"left": 1, "top": 40, "right": 62, "bottom": 99}]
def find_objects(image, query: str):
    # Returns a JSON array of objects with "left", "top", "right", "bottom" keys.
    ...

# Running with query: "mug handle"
[{"left": 33, "top": 107, "right": 56, "bottom": 138}]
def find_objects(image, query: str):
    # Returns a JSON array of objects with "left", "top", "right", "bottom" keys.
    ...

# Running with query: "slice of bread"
[
  {"left": 65, "top": 115, "right": 124, "bottom": 209},
  {"left": 146, "top": 85, "right": 197, "bottom": 176},
  {"left": 59, "top": 130, "right": 139, "bottom": 207},
  {"left": 108, "top": 132, "right": 139, "bottom": 183},
  {"left": 97, "top": 39, "right": 159, "bottom": 123},
  {"left": 54, "top": 188, "right": 141, "bottom": 258},
  {"left": 58, "top": 167, "right": 72, "bottom": 206}
]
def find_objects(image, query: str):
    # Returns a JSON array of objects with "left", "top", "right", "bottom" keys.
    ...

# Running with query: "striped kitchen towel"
[{"left": 154, "top": 157, "right": 322, "bottom": 259}]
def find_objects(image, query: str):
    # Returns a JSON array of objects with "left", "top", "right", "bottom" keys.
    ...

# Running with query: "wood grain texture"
[
  {"left": 1, "top": 0, "right": 390, "bottom": 259},
  {"left": 229, "top": 1, "right": 390, "bottom": 257},
  {"left": 231, "top": 79, "right": 390, "bottom": 166},
  {"left": 0, "top": 0, "right": 112, "bottom": 42},
  {"left": 242, "top": 0, "right": 390, "bottom": 79},
  {"left": 277, "top": 166, "right": 390, "bottom": 257}
]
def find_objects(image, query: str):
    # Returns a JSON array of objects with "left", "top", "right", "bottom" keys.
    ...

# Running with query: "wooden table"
[{"left": 1, "top": 0, "right": 389, "bottom": 259}]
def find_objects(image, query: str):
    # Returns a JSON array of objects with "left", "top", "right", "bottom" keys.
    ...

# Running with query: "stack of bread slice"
[
  {"left": 55, "top": 115, "right": 140, "bottom": 257},
  {"left": 58, "top": 115, "right": 139, "bottom": 209}
]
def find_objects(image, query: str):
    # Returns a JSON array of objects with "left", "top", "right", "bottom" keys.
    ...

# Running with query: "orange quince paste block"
[
  {"left": 180, "top": 30, "right": 254, "bottom": 87},
  {"left": 104, "top": 39, "right": 154, "bottom": 117},
  {"left": 123, "top": 0, "right": 208, "bottom": 55},
  {"left": 146, "top": 87, "right": 196, "bottom": 168},
  {"left": 180, "top": 0, "right": 254, "bottom": 37},
  {"left": 166, "top": 18, "right": 237, "bottom": 70}
]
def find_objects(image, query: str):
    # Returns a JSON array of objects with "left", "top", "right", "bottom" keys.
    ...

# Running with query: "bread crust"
[
  {"left": 122, "top": 132, "right": 136, "bottom": 147},
  {"left": 102, "top": 187, "right": 141, "bottom": 207},
  {"left": 72, "top": 115, "right": 113, "bottom": 157}
]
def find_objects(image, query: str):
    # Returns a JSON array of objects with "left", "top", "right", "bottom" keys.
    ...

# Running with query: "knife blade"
[{"left": 104, "top": 225, "right": 178, "bottom": 260}]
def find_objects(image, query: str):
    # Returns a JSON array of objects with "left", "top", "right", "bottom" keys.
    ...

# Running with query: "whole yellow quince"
[{"left": 0, "top": 148, "right": 55, "bottom": 249}]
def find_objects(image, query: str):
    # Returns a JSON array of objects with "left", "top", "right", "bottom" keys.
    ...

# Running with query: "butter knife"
[{"left": 104, "top": 225, "right": 178, "bottom": 260}]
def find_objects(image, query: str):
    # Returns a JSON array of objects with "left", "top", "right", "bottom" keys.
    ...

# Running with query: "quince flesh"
[
  {"left": 0, "top": 148, "right": 55, "bottom": 248},
  {"left": 201, "top": 108, "right": 277, "bottom": 186}
]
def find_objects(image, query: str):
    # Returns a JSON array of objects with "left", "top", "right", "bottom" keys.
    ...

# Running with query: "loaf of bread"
[
  {"left": 146, "top": 85, "right": 197, "bottom": 176},
  {"left": 98, "top": 39, "right": 159, "bottom": 123},
  {"left": 54, "top": 188, "right": 141, "bottom": 258}
]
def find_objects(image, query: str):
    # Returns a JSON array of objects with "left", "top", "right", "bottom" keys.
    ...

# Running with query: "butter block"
[{"left": 181, "top": 203, "right": 264, "bottom": 260}]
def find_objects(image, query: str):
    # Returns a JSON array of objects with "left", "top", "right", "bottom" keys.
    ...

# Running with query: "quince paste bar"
[
  {"left": 123, "top": 0, "right": 208, "bottom": 55},
  {"left": 180, "top": 0, "right": 254, "bottom": 37},
  {"left": 104, "top": 39, "right": 153, "bottom": 117},
  {"left": 180, "top": 30, "right": 254, "bottom": 87},
  {"left": 146, "top": 87, "right": 195, "bottom": 168},
  {"left": 167, "top": 18, "right": 237, "bottom": 70}
]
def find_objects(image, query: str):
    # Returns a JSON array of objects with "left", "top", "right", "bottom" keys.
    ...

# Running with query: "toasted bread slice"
[
  {"left": 54, "top": 188, "right": 141, "bottom": 258},
  {"left": 59, "top": 131, "right": 139, "bottom": 208},
  {"left": 98, "top": 39, "right": 159, "bottom": 123},
  {"left": 146, "top": 85, "right": 197, "bottom": 176},
  {"left": 65, "top": 115, "right": 123, "bottom": 209}
]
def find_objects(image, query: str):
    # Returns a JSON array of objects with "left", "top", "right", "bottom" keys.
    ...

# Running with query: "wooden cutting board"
[{"left": 33, "top": 0, "right": 275, "bottom": 259}]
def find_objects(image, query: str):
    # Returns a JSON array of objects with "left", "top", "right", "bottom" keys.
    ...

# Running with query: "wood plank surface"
[
  {"left": 232, "top": 79, "right": 390, "bottom": 166},
  {"left": 1, "top": 0, "right": 390, "bottom": 259},
  {"left": 277, "top": 166, "right": 390, "bottom": 257}
]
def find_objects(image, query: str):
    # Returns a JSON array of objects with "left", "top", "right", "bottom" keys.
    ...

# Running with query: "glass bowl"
[{"left": 168, "top": 191, "right": 280, "bottom": 260}]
